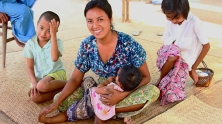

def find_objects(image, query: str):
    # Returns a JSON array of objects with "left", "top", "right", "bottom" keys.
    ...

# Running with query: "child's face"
[
  {"left": 165, "top": 13, "right": 185, "bottom": 25},
  {"left": 36, "top": 17, "right": 51, "bottom": 42}
]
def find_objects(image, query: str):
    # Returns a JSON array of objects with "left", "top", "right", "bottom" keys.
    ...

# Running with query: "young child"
[
  {"left": 38, "top": 65, "right": 142, "bottom": 124},
  {"left": 156, "top": 0, "right": 210, "bottom": 105},
  {"left": 22, "top": 11, "right": 67, "bottom": 103},
  {"left": 92, "top": 65, "right": 142, "bottom": 124}
]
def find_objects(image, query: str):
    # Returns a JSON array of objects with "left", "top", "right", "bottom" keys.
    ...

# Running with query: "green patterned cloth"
[{"left": 54, "top": 76, "right": 160, "bottom": 117}]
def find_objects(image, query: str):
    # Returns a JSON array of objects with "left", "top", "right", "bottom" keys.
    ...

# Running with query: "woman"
[{"left": 39, "top": 0, "right": 159, "bottom": 123}]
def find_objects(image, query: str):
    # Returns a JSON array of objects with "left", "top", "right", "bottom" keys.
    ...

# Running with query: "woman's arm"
[
  {"left": 100, "top": 62, "right": 150, "bottom": 106},
  {"left": 39, "top": 68, "right": 85, "bottom": 115}
]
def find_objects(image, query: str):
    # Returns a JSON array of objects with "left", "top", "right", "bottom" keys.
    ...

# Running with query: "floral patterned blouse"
[{"left": 74, "top": 31, "right": 146, "bottom": 78}]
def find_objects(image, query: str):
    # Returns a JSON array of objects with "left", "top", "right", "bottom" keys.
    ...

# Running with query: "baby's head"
[
  {"left": 116, "top": 65, "right": 142, "bottom": 91},
  {"left": 161, "top": 0, "right": 190, "bottom": 25},
  {"left": 37, "top": 11, "right": 60, "bottom": 42}
]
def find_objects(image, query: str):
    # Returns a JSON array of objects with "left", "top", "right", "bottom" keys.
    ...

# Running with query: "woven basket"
[{"left": 196, "top": 61, "right": 214, "bottom": 87}]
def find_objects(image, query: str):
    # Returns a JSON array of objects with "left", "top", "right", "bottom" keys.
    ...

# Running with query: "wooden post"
[
  {"left": 122, "top": 0, "right": 126, "bottom": 22},
  {"left": 126, "top": 0, "right": 130, "bottom": 22}
]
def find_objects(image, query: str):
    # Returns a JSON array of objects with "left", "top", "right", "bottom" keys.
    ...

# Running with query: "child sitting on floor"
[
  {"left": 38, "top": 65, "right": 142, "bottom": 124},
  {"left": 22, "top": 11, "right": 67, "bottom": 103}
]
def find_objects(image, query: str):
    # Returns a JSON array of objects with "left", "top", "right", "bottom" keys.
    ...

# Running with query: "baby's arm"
[
  {"left": 97, "top": 76, "right": 115, "bottom": 88},
  {"left": 50, "top": 19, "right": 60, "bottom": 62}
]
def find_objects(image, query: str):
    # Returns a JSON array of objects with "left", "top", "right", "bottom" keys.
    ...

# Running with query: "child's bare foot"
[
  {"left": 12, "top": 33, "right": 25, "bottom": 47},
  {"left": 38, "top": 114, "right": 51, "bottom": 124},
  {"left": 124, "top": 117, "right": 131, "bottom": 124}
]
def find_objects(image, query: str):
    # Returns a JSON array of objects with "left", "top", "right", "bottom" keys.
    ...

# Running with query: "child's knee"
[
  {"left": 36, "top": 80, "right": 50, "bottom": 92},
  {"left": 167, "top": 56, "right": 179, "bottom": 62}
]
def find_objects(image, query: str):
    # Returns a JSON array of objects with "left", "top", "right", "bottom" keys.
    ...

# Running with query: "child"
[
  {"left": 22, "top": 11, "right": 67, "bottom": 103},
  {"left": 156, "top": 0, "right": 210, "bottom": 105},
  {"left": 38, "top": 65, "right": 142, "bottom": 124}
]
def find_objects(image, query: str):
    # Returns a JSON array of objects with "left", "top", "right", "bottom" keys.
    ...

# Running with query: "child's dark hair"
[
  {"left": 38, "top": 11, "right": 60, "bottom": 24},
  {"left": 161, "top": 0, "right": 190, "bottom": 19},
  {"left": 84, "top": 0, "right": 114, "bottom": 30},
  {"left": 118, "top": 65, "right": 142, "bottom": 91}
]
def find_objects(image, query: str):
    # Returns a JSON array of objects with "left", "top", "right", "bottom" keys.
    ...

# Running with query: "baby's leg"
[
  {"left": 36, "top": 76, "right": 66, "bottom": 93},
  {"left": 38, "top": 111, "right": 68, "bottom": 123}
]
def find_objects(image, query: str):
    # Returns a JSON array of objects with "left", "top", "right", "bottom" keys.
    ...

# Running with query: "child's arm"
[
  {"left": 190, "top": 43, "right": 210, "bottom": 84},
  {"left": 97, "top": 76, "right": 115, "bottom": 88},
  {"left": 50, "top": 19, "right": 60, "bottom": 62},
  {"left": 27, "top": 58, "right": 39, "bottom": 95}
]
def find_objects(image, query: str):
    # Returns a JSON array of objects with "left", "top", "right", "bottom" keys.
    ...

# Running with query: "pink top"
[{"left": 90, "top": 82, "right": 123, "bottom": 120}]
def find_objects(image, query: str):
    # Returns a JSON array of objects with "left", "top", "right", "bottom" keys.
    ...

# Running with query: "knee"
[
  {"left": 17, "top": 4, "right": 32, "bottom": 16},
  {"left": 167, "top": 56, "right": 179, "bottom": 62},
  {"left": 36, "top": 80, "right": 49, "bottom": 92}
]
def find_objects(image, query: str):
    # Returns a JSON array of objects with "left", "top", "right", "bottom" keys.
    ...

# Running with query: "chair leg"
[{"left": 2, "top": 22, "right": 7, "bottom": 68}]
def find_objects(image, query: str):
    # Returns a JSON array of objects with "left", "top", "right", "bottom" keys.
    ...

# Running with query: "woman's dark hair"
[
  {"left": 161, "top": 0, "right": 190, "bottom": 19},
  {"left": 84, "top": 0, "right": 114, "bottom": 29},
  {"left": 38, "top": 11, "right": 60, "bottom": 24},
  {"left": 118, "top": 65, "right": 142, "bottom": 91}
]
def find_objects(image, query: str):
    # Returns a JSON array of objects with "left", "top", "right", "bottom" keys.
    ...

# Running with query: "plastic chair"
[{"left": 0, "top": 21, "right": 14, "bottom": 68}]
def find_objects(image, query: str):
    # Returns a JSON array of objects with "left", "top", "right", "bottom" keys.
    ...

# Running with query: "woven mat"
[
  {"left": 0, "top": 38, "right": 222, "bottom": 124},
  {"left": 144, "top": 95, "right": 222, "bottom": 124}
]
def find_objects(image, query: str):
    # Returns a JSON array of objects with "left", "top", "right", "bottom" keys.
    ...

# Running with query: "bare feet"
[
  {"left": 124, "top": 117, "right": 131, "bottom": 124},
  {"left": 12, "top": 33, "right": 25, "bottom": 47},
  {"left": 38, "top": 114, "right": 51, "bottom": 124}
]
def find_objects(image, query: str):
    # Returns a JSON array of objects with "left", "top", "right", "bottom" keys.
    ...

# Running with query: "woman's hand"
[
  {"left": 189, "top": 69, "right": 199, "bottom": 84},
  {"left": 100, "top": 87, "right": 127, "bottom": 106},
  {"left": 0, "top": 12, "right": 9, "bottom": 23},
  {"left": 39, "top": 101, "right": 59, "bottom": 116}
]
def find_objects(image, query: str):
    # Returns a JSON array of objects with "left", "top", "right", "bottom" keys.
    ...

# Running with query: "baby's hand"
[{"left": 49, "top": 19, "right": 59, "bottom": 36}]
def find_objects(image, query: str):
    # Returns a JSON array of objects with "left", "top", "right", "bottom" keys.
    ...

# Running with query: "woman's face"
[
  {"left": 85, "top": 7, "right": 112, "bottom": 39},
  {"left": 165, "top": 13, "right": 185, "bottom": 25}
]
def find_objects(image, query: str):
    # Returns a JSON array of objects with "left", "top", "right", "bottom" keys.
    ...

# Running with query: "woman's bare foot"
[
  {"left": 124, "top": 117, "right": 131, "bottom": 124},
  {"left": 38, "top": 114, "right": 51, "bottom": 124},
  {"left": 12, "top": 33, "right": 25, "bottom": 47}
]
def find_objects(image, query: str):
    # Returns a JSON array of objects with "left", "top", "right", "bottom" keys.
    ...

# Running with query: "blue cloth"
[
  {"left": 0, "top": 0, "right": 36, "bottom": 43},
  {"left": 74, "top": 31, "right": 147, "bottom": 78}
]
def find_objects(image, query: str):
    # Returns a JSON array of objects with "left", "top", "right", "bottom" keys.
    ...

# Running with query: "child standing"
[
  {"left": 156, "top": 0, "right": 210, "bottom": 105},
  {"left": 22, "top": 11, "right": 67, "bottom": 103},
  {"left": 38, "top": 65, "right": 142, "bottom": 124}
]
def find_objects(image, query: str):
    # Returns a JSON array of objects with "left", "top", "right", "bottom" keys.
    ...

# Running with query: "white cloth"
[{"left": 162, "top": 13, "right": 209, "bottom": 71}]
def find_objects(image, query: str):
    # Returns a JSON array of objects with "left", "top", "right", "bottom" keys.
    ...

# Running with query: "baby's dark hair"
[
  {"left": 118, "top": 65, "right": 142, "bottom": 91},
  {"left": 84, "top": 0, "right": 114, "bottom": 30},
  {"left": 38, "top": 11, "right": 60, "bottom": 24},
  {"left": 161, "top": 0, "right": 190, "bottom": 19}
]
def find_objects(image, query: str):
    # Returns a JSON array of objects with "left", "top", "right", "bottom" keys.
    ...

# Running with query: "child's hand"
[
  {"left": 189, "top": 69, "right": 199, "bottom": 84},
  {"left": 30, "top": 84, "right": 40, "bottom": 96},
  {"left": 49, "top": 19, "right": 59, "bottom": 37}
]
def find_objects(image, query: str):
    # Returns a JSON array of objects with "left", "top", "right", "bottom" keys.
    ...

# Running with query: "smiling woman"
[{"left": 38, "top": 0, "right": 160, "bottom": 124}]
